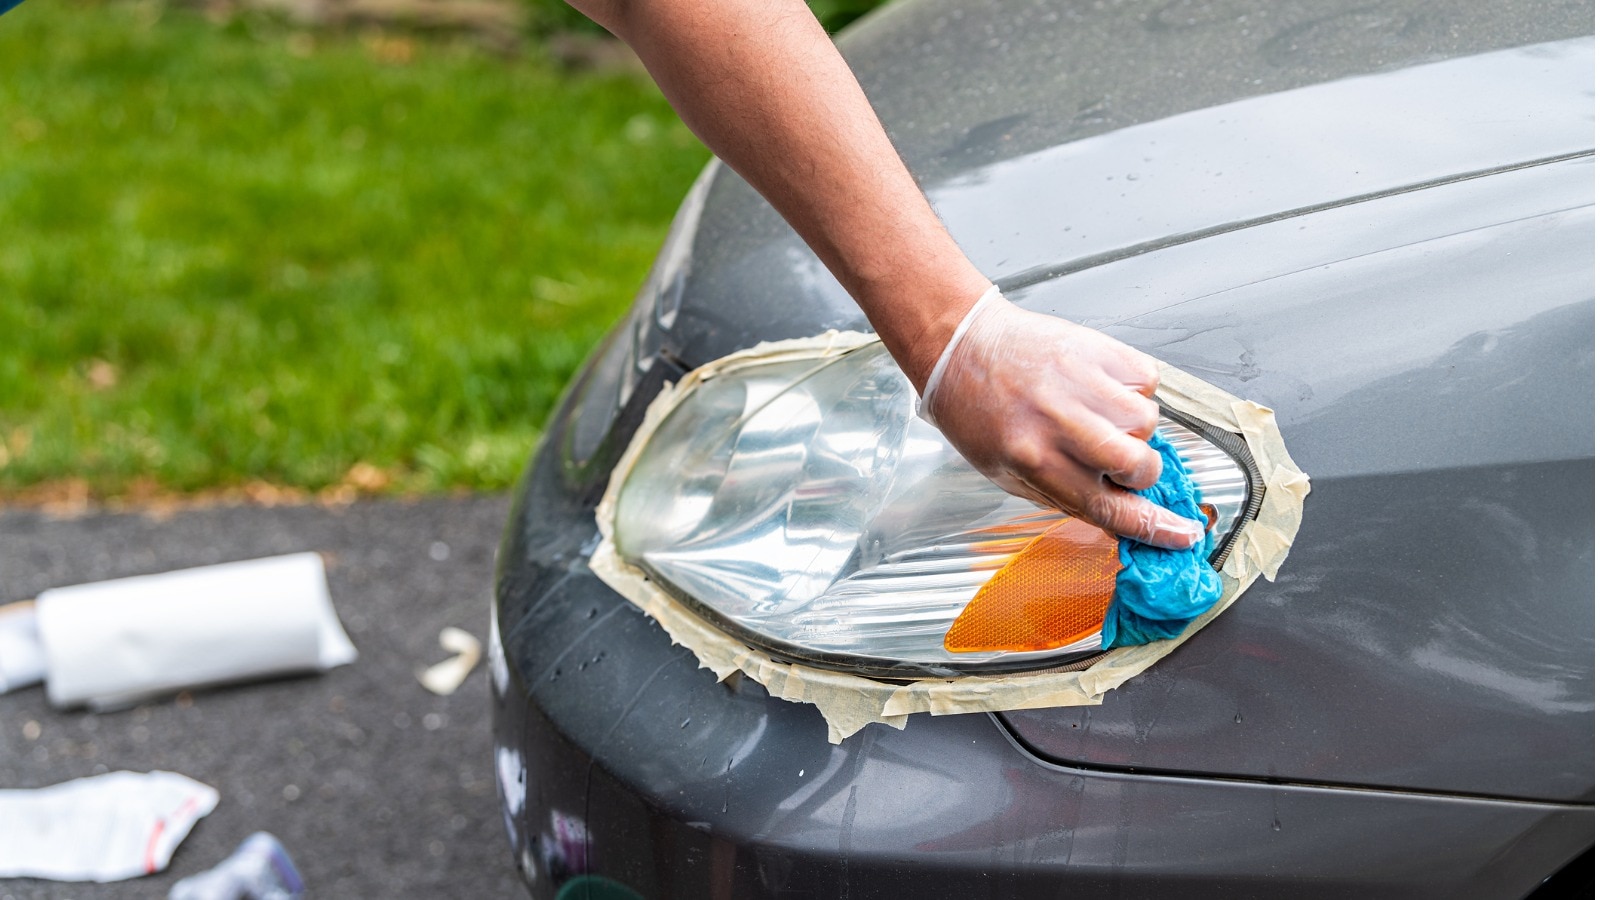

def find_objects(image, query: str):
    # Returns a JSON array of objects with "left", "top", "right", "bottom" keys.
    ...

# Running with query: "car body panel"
[
  {"left": 495, "top": 0, "right": 1595, "bottom": 894},
  {"left": 494, "top": 422, "right": 1593, "bottom": 899},
  {"left": 937, "top": 39, "right": 1593, "bottom": 294},
  {"left": 996, "top": 154, "right": 1594, "bottom": 802},
  {"left": 844, "top": 0, "right": 1593, "bottom": 180},
  {"left": 649, "top": 4, "right": 1594, "bottom": 368},
  {"left": 611, "top": 42, "right": 1600, "bottom": 803}
]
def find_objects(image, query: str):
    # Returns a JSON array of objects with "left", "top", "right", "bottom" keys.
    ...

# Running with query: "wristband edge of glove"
[{"left": 917, "top": 283, "right": 1003, "bottom": 425}]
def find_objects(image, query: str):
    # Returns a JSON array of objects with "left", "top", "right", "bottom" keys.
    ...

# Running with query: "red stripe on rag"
[{"left": 145, "top": 795, "right": 204, "bottom": 874}]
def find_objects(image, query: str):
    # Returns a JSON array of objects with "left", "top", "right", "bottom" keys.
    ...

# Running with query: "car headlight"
[{"left": 613, "top": 341, "right": 1260, "bottom": 677}]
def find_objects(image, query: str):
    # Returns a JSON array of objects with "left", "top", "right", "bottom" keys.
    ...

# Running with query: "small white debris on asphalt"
[{"left": 417, "top": 626, "right": 481, "bottom": 696}]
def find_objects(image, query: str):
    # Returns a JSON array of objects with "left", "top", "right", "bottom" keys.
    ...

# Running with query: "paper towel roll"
[{"left": 36, "top": 552, "right": 357, "bottom": 709}]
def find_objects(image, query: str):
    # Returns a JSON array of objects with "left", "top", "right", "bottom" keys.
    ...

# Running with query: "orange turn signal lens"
[{"left": 943, "top": 519, "right": 1121, "bottom": 654}]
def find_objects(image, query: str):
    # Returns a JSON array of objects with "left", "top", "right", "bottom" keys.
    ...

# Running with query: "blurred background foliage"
[{"left": 0, "top": 0, "right": 888, "bottom": 504}]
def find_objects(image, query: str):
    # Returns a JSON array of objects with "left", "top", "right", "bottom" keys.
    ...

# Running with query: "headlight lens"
[{"left": 614, "top": 342, "right": 1255, "bottom": 675}]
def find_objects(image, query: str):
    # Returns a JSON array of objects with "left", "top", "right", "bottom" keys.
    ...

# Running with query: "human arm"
[{"left": 566, "top": 0, "right": 1202, "bottom": 549}]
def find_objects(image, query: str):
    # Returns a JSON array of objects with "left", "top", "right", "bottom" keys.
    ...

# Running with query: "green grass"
[{"left": 0, "top": 1, "right": 711, "bottom": 497}]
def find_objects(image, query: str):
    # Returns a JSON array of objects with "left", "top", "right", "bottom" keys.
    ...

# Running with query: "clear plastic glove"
[{"left": 920, "top": 286, "right": 1204, "bottom": 550}]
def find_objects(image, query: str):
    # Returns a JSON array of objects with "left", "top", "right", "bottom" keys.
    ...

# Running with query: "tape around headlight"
[{"left": 590, "top": 331, "right": 1309, "bottom": 742}]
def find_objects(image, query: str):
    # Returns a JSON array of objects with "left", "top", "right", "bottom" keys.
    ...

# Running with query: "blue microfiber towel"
[{"left": 1101, "top": 432, "right": 1225, "bottom": 649}]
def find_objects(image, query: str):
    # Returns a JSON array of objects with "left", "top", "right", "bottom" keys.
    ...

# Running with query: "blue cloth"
[
  {"left": 1101, "top": 432, "right": 1224, "bottom": 649},
  {"left": 1, "top": 0, "right": 26, "bottom": 16}
]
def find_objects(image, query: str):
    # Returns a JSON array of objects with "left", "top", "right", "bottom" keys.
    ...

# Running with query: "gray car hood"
[{"left": 626, "top": 3, "right": 1594, "bottom": 803}]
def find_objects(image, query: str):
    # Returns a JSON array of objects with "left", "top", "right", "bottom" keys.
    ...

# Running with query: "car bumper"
[{"left": 490, "top": 356, "right": 1592, "bottom": 900}]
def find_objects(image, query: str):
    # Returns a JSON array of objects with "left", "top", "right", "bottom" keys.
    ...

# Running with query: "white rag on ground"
[{"left": 0, "top": 771, "right": 219, "bottom": 882}]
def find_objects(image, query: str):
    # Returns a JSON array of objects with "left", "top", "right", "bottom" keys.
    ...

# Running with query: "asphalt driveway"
[{"left": 0, "top": 495, "right": 524, "bottom": 899}]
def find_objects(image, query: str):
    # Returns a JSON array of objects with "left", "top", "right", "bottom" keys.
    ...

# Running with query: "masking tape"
[{"left": 590, "top": 332, "right": 1310, "bottom": 743}]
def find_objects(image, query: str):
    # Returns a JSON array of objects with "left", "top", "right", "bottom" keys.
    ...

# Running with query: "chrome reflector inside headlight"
[{"left": 614, "top": 342, "right": 1259, "bottom": 676}]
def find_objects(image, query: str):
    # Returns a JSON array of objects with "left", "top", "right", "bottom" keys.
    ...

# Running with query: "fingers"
[
  {"left": 1071, "top": 327, "right": 1160, "bottom": 397},
  {"left": 1098, "top": 386, "right": 1160, "bottom": 440},
  {"left": 1085, "top": 485, "right": 1204, "bottom": 550},
  {"left": 1048, "top": 408, "right": 1162, "bottom": 491},
  {"left": 1121, "top": 354, "right": 1161, "bottom": 398},
  {"left": 1105, "top": 436, "right": 1164, "bottom": 491},
  {"left": 1014, "top": 452, "right": 1203, "bottom": 550}
]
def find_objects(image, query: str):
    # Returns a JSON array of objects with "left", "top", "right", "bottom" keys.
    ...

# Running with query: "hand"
[{"left": 920, "top": 287, "right": 1204, "bottom": 550}]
